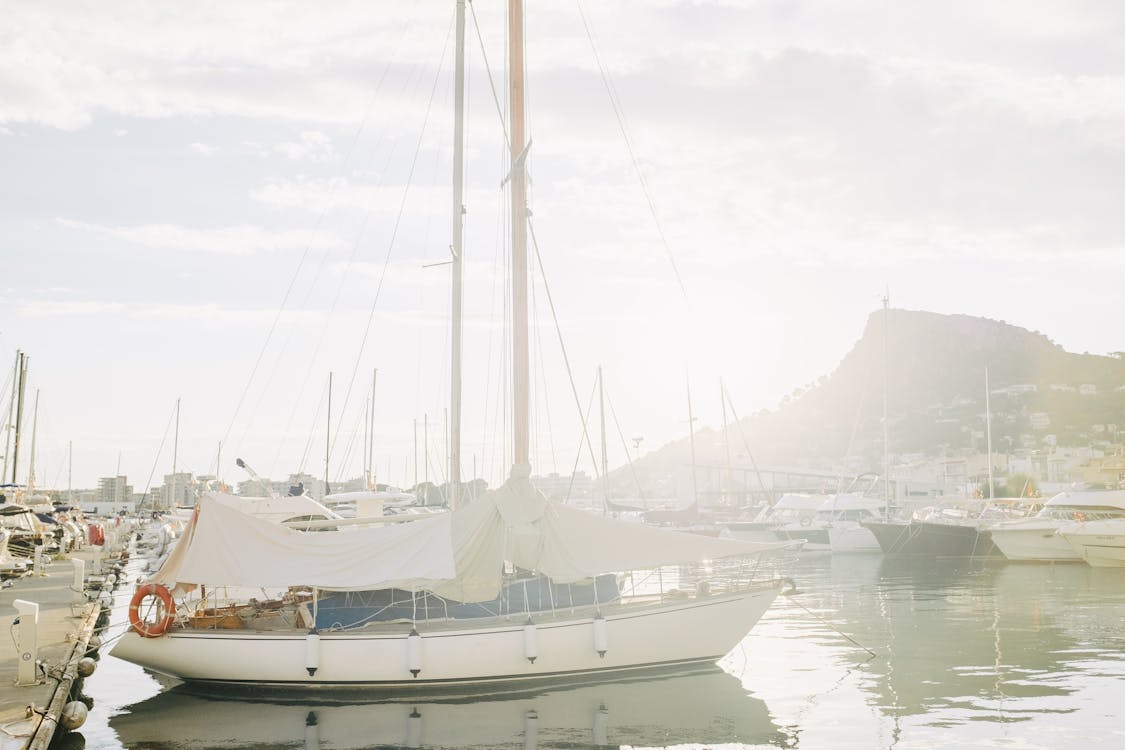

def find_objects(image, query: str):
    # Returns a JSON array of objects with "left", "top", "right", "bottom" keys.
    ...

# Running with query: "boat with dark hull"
[
  {"left": 863, "top": 498, "right": 1038, "bottom": 557},
  {"left": 863, "top": 519, "right": 1000, "bottom": 557}
]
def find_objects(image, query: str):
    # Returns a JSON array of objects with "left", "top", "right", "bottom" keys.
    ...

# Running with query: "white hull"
[
  {"left": 111, "top": 586, "right": 781, "bottom": 688},
  {"left": 989, "top": 523, "right": 1079, "bottom": 562},
  {"left": 1061, "top": 531, "right": 1125, "bottom": 567},
  {"left": 827, "top": 522, "right": 881, "bottom": 553}
]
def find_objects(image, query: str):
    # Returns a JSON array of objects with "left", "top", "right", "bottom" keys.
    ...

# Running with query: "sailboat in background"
[{"left": 110, "top": 0, "right": 792, "bottom": 690}]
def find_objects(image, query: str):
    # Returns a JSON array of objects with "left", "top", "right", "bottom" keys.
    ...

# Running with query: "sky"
[{"left": 2, "top": 0, "right": 1123, "bottom": 492}]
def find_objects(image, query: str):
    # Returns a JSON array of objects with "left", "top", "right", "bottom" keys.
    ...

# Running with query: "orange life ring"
[
  {"left": 800, "top": 516, "right": 812, "bottom": 528},
  {"left": 129, "top": 583, "right": 176, "bottom": 637}
]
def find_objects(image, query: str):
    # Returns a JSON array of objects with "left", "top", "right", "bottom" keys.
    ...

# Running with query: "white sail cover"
[
  {"left": 154, "top": 483, "right": 786, "bottom": 602},
  {"left": 435, "top": 476, "right": 787, "bottom": 602},
  {"left": 150, "top": 493, "right": 456, "bottom": 595}
]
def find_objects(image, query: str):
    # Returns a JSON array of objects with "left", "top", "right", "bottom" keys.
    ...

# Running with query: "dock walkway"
[{"left": 0, "top": 548, "right": 113, "bottom": 749}]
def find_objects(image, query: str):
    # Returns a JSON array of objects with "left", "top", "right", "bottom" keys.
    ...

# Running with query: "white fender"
[
  {"left": 407, "top": 708, "right": 422, "bottom": 748},
  {"left": 593, "top": 704, "right": 609, "bottom": 745},
  {"left": 304, "top": 710, "right": 319, "bottom": 750},
  {"left": 593, "top": 613, "right": 608, "bottom": 658},
  {"left": 304, "top": 631, "right": 320, "bottom": 677},
  {"left": 523, "top": 620, "right": 538, "bottom": 663},
  {"left": 523, "top": 710, "right": 539, "bottom": 750},
  {"left": 407, "top": 629, "right": 423, "bottom": 677}
]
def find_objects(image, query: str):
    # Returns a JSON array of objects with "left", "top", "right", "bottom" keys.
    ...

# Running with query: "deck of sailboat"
[{"left": 173, "top": 582, "right": 782, "bottom": 639}]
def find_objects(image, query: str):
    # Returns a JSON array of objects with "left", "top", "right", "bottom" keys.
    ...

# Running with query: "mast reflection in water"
[
  {"left": 734, "top": 555, "right": 1125, "bottom": 748},
  {"left": 105, "top": 666, "right": 784, "bottom": 749}
]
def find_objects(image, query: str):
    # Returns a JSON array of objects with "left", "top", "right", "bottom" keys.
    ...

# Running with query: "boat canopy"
[
  {"left": 151, "top": 479, "right": 786, "bottom": 602},
  {"left": 151, "top": 493, "right": 456, "bottom": 596},
  {"left": 1043, "top": 489, "right": 1125, "bottom": 511}
]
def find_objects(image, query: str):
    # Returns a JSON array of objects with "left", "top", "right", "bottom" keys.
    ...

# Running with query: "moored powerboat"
[
  {"left": 1058, "top": 517, "right": 1125, "bottom": 567},
  {"left": 863, "top": 498, "right": 1040, "bottom": 557},
  {"left": 987, "top": 490, "right": 1125, "bottom": 562}
]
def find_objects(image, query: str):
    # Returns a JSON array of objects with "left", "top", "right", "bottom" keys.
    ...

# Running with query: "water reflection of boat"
[
  {"left": 800, "top": 555, "right": 1114, "bottom": 721},
  {"left": 108, "top": 666, "right": 786, "bottom": 749}
]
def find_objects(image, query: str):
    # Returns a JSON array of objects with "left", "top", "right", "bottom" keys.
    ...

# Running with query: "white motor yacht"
[
  {"left": 988, "top": 490, "right": 1125, "bottom": 562},
  {"left": 1058, "top": 515, "right": 1125, "bottom": 567}
]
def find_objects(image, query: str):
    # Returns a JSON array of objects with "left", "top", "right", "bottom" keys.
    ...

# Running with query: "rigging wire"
[
  {"left": 334, "top": 405, "right": 369, "bottom": 484},
  {"left": 221, "top": 3, "right": 419, "bottom": 461},
  {"left": 604, "top": 382, "right": 645, "bottom": 500},
  {"left": 565, "top": 377, "right": 600, "bottom": 502},
  {"left": 468, "top": 0, "right": 511, "bottom": 149},
  {"left": 530, "top": 266, "right": 558, "bottom": 474},
  {"left": 266, "top": 13, "right": 427, "bottom": 478},
  {"left": 527, "top": 218, "right": 601, "bottom": 483},
  {"left": 721, "top": 384, "right": 772, "bottom": 506},
  {"left": 574, "top": 0, "right": 689, "bottom": 301},
  {"left": 328, "top": 11, "right": 457, "bottom": 470},
  {"left": 297, "top": 377, "right": 329, "bottom": 476},
  {"left": 133, "top": 402, "right": 178, "bottom": 518}
]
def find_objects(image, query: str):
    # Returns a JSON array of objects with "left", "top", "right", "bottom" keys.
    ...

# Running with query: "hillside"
[{"left": 609, "top": 309, "right": 1125, "bottom": 497}]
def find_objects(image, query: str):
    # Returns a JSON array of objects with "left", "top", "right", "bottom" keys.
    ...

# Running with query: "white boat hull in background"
[
  {"left": 112, "top": 585, "right": 782, "bottom": 688},
  {"left": 1060, "top": 522, "right": 1125, "bottom": 567},
  {"left": 827, "top": 522, "right": 881, "bottom": 553},
  {"left": 988, "top": 521, "right": 1080, "bottom": 562}
]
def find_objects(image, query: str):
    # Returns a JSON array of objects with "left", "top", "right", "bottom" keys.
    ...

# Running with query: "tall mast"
[
  {"left": 508, "top": 0, "right": 530, "bottom": 476},
  {"left": 368, "top": 368, "right": 378, "bottom": 489},
  {"left": 720, "top": 377, "right": 733, "bottom": 506},
  {"left": 985, "top": 367, "right": 994, "bottom": 498},
  {"left": 171, "top": 396, "right": 181, "bottom": 508},
  {"left": 2, "top": 350, "right": 18, "bottom": 482},
  {"left": 27, "top": 389, "right": 39, "bottom": 490},
  {"left": 172, "top": 396, "right": 180, "bottom": 475},
  {"left": 324, "top": 372, "right": 332, "bottom": 498},
  {"left": 68, "top": 440, "right": 73, "bottom": 502},
  {"left": 10, "top": 352, "right": 27, "bottom": 485},
  {"left": 881, "top": 293, "right": 891, "bottom": 514},
  {"left": 598, "top": 366, "right": 609, "bottom": 506},
  {"left": 686, "top": 371, "right": 698, "bottom": 507},
  {"left": 450, "top": 0, "right": 466, "bottom": 507}
]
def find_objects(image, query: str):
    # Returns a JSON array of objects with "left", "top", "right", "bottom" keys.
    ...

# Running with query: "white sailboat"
[{"left": 110, "top": 0, "right": 791, "bottom": 690}]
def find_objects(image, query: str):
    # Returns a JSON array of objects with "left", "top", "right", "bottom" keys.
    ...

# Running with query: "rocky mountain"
[{"left": 609, "top": 309, "right": 1125, "bottom": 497}]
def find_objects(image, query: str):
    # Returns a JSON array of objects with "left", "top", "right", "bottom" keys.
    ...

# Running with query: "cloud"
[
  {"left": 15, "top": 298, "right": 326, "bottom": 323},
  {"left": 276, "top": 131, "right": 335, "bottom": 161},
  {"left": 0, "top": 1, "right": 455, "bottom": 130},
  {"left": 55, "top": 218, "right": 341, "bottom": 255},
  {"left": 190, "top": 141, "right": 218, "bottom": 156}
]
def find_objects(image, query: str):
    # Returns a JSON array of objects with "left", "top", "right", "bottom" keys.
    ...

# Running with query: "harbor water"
[{"left": 81, "top": 554, "right": 1125, "bottom": 749}]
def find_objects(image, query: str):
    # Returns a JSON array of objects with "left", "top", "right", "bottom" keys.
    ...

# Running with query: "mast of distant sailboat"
[
  {"left": 882, "top": 293, "right": 891, "bottom": 516},
  {"left": 985, "top": 367, "right": 994, "bottom": 499}
]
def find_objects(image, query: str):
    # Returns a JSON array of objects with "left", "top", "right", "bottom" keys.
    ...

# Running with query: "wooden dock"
[{"left": 0, "top": 547, "right": 122, "bottom": 749}]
